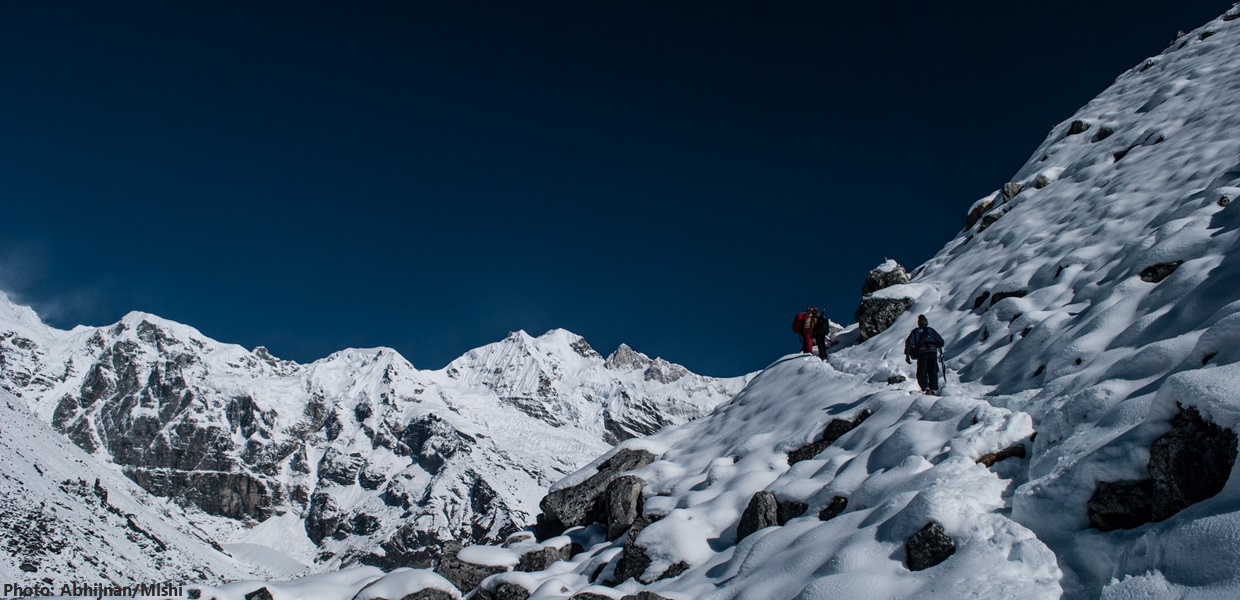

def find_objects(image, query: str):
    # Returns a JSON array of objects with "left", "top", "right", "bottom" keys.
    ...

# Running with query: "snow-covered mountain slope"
[
  {"left": 285, "top": 6, "right": 1240, "bottom": 600},
  {"left": 0, "top": 389, "right": 264, "bottom": 584},
  {"left": 0, "top": 294, "right": 748, "bottom": 579}
]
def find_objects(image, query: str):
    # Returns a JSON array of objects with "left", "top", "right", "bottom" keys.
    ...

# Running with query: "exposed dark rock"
[
  {"left": 1097, "top": 126, "right": 1116, "bottom": 141},
  {"left": 977, "top": 444, "right": 1028, "bottom": 467},
  {"left": 989, "top": 290, "right": 1026, "bottom": 306},
  {"left": 1089, "top": 479, "right": 1155, "bottom": 531},
  {"left": 516, "top": 546, "right": 566, "bottom": 572},
  {"left": 475, "top": 582, "right": 531, "bottom": 600},
  {"left": 965, "top": 197, "right": 995, "bottom": 229},
  {"left": 818, "top": 496, "right": 848, "bottom": 521},
  {"left": 379, "top": 590, "right": 456, "bottom": 600},
  {"left": 187, "top": 589, "right": 202, "bottom": 600},
  {"left": 855, "top": 297, "right": 914, "bottom": 342},
  {"left": 570, "top": 594, "right": 616, "bottom": 600},
  {"left": 1067, "top": 120, "right": 1091, "bottom": 135},
  {"left": 1139, "top": 261, "right": 1184, "bottom": 283},
  {"left": 972, "top": 291, "right": 991, "bottom": 310},
  {"left": 358, "top": 464, "right": 388, "bottom": 490},
  {"left": 736, "top": 491, "right": 779, "bottom": 541},
  {"left": 1200, "top": 30, "right": 1216, "bottom": 40},
  {"left": 977, "top": 208, "right": 1006, "bottom": 233},
  {"left": 776, "top": 500, "right": 808, "bottom": 525},
  {"left": 536, "top": 448, "right": 658, "bottom": 539},
  {"left": 657, "top": 561, "right": 690, "bottom": 581},
  {"left": 433, "top": 541, "right": 510, "bottom": 594},
  {"left": 1088, "top": 406, "right": 1237, "bottom": 531},
  {"left": 244, "top": 588, "right": 274, "bottom": 600},
  {"left": 1033, "top": 365, "right": 1045, "bottom": 377},
  {"left": 318, "top": 448, "right": 364, "bottom": 486},
  {"left": 1114, "top": 145, "right": 1136, "bottom": 161},
  {"left": 1148, "top": 407, "right": 1238, "bottom": 519},
  {"left": 787, "top": 410, "right": 872, "bottom": 464},
  {"left": 887, "top": 374, "right": 907, "bottom": 385},
  {"left": 620, "top": 593, "right": 675, "bottom": 600},
  {"left": 905, "top": 522, "right": 955, "bottom": 571},
  {"left": 1001, "top": 182, "right": 1023, "bottom": 201},
  {"left": 605, "top": 476, "right": 645, "bottom": 539},
  {"left": 1033, "top": 175, "right": 1052, "bottom": 189},
  {"left": 305, "top": 491, "right": 343, "bottom": 544},
  {"left": 608, "top": 515, "right": 663, "bottom": 585},
  {"left": 1221, "top": 196, "right": 1231, "bottom": 207},
  {"left": 860, "top": 263, "right": 910, "bottom": 296}
]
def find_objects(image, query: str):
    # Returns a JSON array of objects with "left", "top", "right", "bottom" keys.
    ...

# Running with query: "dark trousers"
[
  {"left": 814, "top": 335, "right": 828, "bottom": 359},
  {"left": 916, "top": 353, "right": 939, "bottom": 391}
]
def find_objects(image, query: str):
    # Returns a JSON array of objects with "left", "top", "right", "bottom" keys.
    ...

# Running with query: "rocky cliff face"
[{"left": 0, "top": 298, "right": 748, "bottom": 575}]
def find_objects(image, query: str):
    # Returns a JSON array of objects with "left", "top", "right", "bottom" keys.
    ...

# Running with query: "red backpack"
[{"left": 791, "top": 312, "right": 805, "bottom": 334}]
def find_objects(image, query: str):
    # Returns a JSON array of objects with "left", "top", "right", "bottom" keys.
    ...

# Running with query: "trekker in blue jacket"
[{"left": 904, "top": 314, "right": 945, "bottom": 394}]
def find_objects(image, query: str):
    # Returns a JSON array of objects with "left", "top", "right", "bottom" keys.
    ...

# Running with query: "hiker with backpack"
[
  {"left": 904, "top": 314, "right": 945, "bottom": 394},
  {"left": 791, "top": 306, "right": 819, "bottom": 354},
  {"left": 812, "top": 312, "right": 833, "bottom": 360}
]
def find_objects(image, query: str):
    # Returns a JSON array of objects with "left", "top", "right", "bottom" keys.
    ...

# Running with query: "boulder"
[
  {"left": 1001, "top": 182, "right": 1023, "bottom": 201},
  {"left": 860, "top": 262, "right": 910, "bottom": 296},
  {"left": 965, "top": 197, "right": 995, "bottom": 230},
  {"left": 605, "top": 476, "right": 645, "bottom": 539},
  {"left": 1067, "top": 119, "right": 1091, "bottom": 135},
  {"left": 905, "top": 521, "right": 955, "bottom": 571},
  {"left": 244, "top": 588, "right": 274, "bottom": 600},
  {"left": 736, "top": 491, "right": 779, "bottom": 541},
  {"left": 776, "top": 500, "right": 808, "bottom": 525},
  {"left": 516, "top": 546, "right": 565, "bottom": 572},
  {"left": 537, "top": 448, "right": 657, "bottom": 539},
  {"left": 433, "top": 542, "right": 510, "bottom": 594},
  {"left": 1088, "top": 406, "right": 1237, "bottom": 531},
  {"left": 818, "top": 496, "right": 848, "bottom": 521},
  {"left": 854, "top": 297, "right": 914, "bottom": 342},
  {"left": 608, "top": 515, "right": 663, "bottom": 585},
  {"left": 788, "top": 410, "right": 872, "bottom": 464},
  {"left": 474, "top": 583, "right": 530, "bottom": 600},
  {"left": 1139, "top": 261, "right": 1184, "bottom": 283}
]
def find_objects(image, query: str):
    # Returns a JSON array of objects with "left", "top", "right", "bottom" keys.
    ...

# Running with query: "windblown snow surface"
[{"left": 188, "top": 6, "right": 1240, "bottom": 599}]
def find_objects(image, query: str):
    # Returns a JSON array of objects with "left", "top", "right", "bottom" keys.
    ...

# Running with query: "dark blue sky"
[{"left": 0, "top": 1, "right": 1228, "bottom": 376}]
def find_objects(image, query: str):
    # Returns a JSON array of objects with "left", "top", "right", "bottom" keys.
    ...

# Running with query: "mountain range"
[{"left": 0, "top": 296, "right": 748, "bottom": 580}]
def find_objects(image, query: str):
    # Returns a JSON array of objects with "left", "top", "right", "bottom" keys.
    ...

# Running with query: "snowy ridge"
[{"left": 0, "top": 292, "right": 749, "bottom": 581}]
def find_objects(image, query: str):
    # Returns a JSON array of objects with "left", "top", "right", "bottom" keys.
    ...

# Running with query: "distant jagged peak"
[{"left": 605, "top": 343, "right": 652, "bottom": 371}]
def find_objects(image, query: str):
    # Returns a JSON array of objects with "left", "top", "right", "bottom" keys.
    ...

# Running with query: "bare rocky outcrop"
[
  {"left": 1088, "top": 406, "right": 1237, "bottom": 531},
  {"left": 905, "top": 521, "right": 955, "bottom": 571},
  {"left": 536, "top": 448, "right": 658, "bottom": 539}
]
